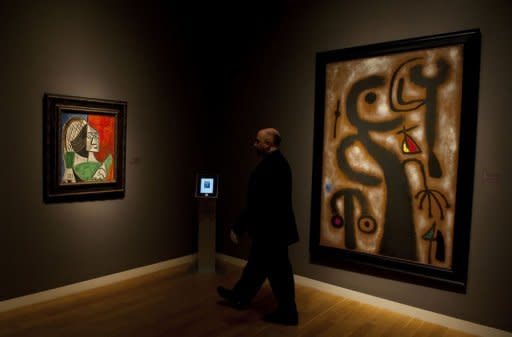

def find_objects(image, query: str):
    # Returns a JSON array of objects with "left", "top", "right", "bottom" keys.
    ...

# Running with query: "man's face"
[{"left": 253, "top": 131, "right": 268, "bottom": 156}]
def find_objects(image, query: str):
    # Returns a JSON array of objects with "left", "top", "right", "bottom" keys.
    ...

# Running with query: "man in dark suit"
[{"left": 217, "top": 128, "right": 299, "bottom": 326}]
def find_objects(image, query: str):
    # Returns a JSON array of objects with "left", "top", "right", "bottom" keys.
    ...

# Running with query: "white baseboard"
[
  {"left": 0, "top": 254, "right": 197, "bottom": 313},
  {"left": 216, "top": 253, "right": 511, "bottom": 337},
  {"left": 217, "top": 253, "right": 247, "bottom": 268}
]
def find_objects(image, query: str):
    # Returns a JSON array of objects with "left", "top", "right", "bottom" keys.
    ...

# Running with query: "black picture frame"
[
  {"left": 310, "top": 29, "right": 481, "bottom": 292},
  {"left": 43, "top": 94, "right": 127, "bottom": 203}
]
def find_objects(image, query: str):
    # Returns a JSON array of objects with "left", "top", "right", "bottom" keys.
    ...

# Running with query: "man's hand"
[{"left": 230, "top": 230, "right": 239, "bottom": 245}]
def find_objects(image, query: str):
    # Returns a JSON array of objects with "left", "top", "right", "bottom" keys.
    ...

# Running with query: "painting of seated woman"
[{"left": 61, "top": 114, "right": 116, "bottom": 184}]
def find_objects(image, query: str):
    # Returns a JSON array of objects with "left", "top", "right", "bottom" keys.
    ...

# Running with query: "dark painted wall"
[
  {"left": 0, "top": 2, "right": 206, "bottom": 300},
  {"left": 215, "top": 0, "right": 512, "bottom": 333}
]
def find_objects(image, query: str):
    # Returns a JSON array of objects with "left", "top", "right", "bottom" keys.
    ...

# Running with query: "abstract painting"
[
  {"left": 310, "top": 30, "right": 481, "bottom": 291},
  {"left": 44, "top": 94, "right": 127, "bottom": 202}
]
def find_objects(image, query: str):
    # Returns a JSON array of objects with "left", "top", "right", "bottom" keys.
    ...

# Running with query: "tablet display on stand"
[{"left": 195, "top": 173, "right": 218, "bottom": 198}]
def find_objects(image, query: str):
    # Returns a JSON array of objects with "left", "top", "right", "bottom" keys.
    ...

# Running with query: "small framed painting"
[{"left": 44, "top": 94, "right": 127, "bottom": 202}]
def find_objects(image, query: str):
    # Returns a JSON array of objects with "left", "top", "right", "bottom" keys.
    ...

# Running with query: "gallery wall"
[
  {"left": 0, "top": 2, "right": 205, "bottom": 300},
  {"left": 214, "top": 0, "right": 512, "bottom": 333}
]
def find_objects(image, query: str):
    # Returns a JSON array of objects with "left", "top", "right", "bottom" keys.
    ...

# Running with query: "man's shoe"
[
  {"left": 217, "top": 286, "right": 248, "bottom": 310},
  {"left": 263, "top": 310, "right": 299, "bottom": 326}
]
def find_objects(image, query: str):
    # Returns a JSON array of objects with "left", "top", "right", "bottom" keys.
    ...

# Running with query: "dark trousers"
[{"left": 233, "top": 241, "right": 297, "bottom": 313}]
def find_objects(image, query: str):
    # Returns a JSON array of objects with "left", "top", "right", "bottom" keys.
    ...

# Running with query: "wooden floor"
[{"left": 0, "top": 263, "right": 477, "bottom": 337}]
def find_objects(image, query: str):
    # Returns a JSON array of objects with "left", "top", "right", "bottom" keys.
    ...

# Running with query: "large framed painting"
[
  {"left": 310, "top": 29, "right": 480, "bottom": 292},
  {"left": 44, "top": 94, "right": 127, "bottom": 202}
]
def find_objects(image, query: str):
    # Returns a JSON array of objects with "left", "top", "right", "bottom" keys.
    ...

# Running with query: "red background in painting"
[{"left": 88, "top": 115, "right": 116, "bottom": 181}]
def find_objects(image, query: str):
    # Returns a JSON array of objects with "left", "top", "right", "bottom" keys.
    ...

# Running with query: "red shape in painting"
[
  {"left": 88, "top": 115, "right": 116, "bottom": 181},
  {"left": 403, "top": 134, "right": 421, "bottom": 154}
]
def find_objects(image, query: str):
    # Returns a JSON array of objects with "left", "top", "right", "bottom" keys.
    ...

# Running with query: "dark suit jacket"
[{"left": 233, "top": 150, "right": 299, "bottom": 246}]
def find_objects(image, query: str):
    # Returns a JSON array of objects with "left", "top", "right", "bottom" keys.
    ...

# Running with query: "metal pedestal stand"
[{"left": 197, "top": 198, "right": 216, "bottom": 272}]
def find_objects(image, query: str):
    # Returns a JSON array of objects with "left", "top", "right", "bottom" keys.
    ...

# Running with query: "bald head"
[
  {"left": 259, "top": 128, "right": 281, "bottom": 146},
  {"left": 254, "top": 128, "right": 281, "bottom": 155}
]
